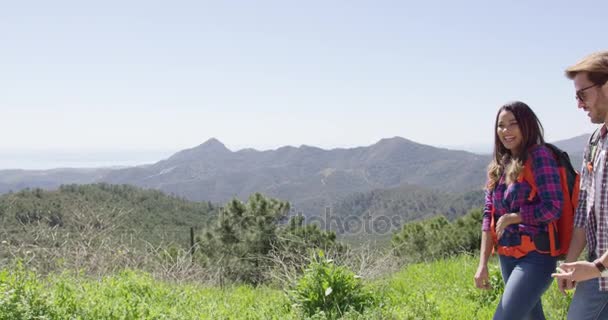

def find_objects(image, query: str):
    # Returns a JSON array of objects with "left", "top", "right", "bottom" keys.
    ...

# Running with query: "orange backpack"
[{"left": 491, "top": 144, "right": 579, "bottom": 258}]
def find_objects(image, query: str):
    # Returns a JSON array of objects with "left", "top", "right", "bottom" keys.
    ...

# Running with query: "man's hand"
[
  {"left": 552, "top": 261, "right": 601, "bottom": 294},
  {"left": 554, "top": 266, "right": 577, "bottom": 295}
]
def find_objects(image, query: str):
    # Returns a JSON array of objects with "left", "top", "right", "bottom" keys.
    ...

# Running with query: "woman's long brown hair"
[{"left": 486, "top": 101, "right": 545, "bottom": 190}]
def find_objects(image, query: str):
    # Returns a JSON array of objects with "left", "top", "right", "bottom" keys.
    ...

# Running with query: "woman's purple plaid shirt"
[{"left": 482, "top": 145, "right": 564, "bottom": 248}]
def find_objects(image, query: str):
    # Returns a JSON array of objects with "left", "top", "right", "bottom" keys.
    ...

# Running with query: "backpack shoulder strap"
[
  {"left": 520, "top": 144, "right": 558, "bottom": 202},
  {"left": 521, "top": 157, "right": 537, "bottom": 201},
  {"left": 589, "top": 127, "right": 602, "bottom": 146},
  {"left": 587, "top": 127, "right": 603, "bottom": 162},
  {"left": 545, "top": 143, "right": 576, "bottom": 174}
]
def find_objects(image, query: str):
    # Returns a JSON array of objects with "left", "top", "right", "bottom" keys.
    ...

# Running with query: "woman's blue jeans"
[{"left": 494, "top": 251, "right": 557, "bottom": 320}]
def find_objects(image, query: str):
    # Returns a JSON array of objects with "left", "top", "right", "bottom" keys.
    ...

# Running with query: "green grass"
[
  {"left": 0, "top": 265, "right": 293, "bottom": 320},
  {"left": 378, "top": 254, "right": 571, "bottom": 319},
  {"left": 0, "top": 255, "right": 573, "bottom": 319}
]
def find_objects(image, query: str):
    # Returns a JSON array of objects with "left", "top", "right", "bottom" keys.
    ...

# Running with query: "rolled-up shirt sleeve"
[
  {"left": 482, "top": 188, "right": 492, "bottom": 232},
  {"left": 519, "top": 146, "right": 564, "bottom": 225}
]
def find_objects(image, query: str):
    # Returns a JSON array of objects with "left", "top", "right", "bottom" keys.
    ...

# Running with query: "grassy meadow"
[{"left": 1, "top": 254, "right": 573, "bottom": 319}]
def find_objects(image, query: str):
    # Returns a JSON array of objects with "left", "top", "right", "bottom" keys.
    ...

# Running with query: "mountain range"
[
  {"left": 0, "top": 134, "right": 590, "bottom": 218},
  {"left": 100, "top": 137, "right": 490, "bottom": 216}
]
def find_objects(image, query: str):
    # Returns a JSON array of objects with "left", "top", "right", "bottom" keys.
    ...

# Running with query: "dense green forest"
[{"left": 0, "top": 183, "right": 216, "bottom": 245}]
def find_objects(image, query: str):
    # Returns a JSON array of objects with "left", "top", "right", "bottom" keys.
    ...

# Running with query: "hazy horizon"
[
  {"left": 3, "top": 137, "right": 485, "bottom": 170},
  {"left": 2, "top": 132, "right": 596, "bottom": 170}
]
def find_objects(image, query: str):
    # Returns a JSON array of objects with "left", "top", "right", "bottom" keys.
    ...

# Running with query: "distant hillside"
[
  {"left": 329, "top": 185, "right": 483, "bottom": 233},
  {"left": 552, "top": 133, "right": 591, "bottom": 154},
  {"left": 101, "top": 137, "right": 490, "bottom": 216},
  {"left": 0, "top": 168, "right": 111, "bottom": 194},
  {"left": 331, "top": 184, "right": 483, "bottom": 246},
  {"left": 0, "top": 184, "right": 217, "bottom": 246}
]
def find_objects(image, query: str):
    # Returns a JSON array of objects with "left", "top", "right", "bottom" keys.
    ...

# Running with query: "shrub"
[
  {"left": 290, "top": 251, "right": 375, "bottom": 319},
  {"left": 0, "top": 262, "right": 57, "bottom": 320},
  {"left": 392, "top": 209, "right": 482, "bottom": 262},
  {"left": 198, "top": 193, "right": 290, "bottom": 284}
]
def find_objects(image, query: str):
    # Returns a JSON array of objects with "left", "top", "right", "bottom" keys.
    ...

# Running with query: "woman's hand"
[
  {"left": 496, "top": 213, "right": 522, "bottom": 239},
  {"left": 474, "top": 263, "right": 491, "bottom": 290}
]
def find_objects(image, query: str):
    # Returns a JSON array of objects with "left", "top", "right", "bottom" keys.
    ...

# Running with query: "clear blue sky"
[{"left": 1, "top": 1, "right": 605, "bottom": 169}]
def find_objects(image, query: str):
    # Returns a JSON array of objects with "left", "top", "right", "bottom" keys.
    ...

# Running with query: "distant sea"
[{"left": 0, "top": 149, "right": 176, "bottom": 170}]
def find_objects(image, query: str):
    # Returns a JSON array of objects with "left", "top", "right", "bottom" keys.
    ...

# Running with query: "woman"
[{"left": 474, "top": 101, "right": 563, "bottom": 319}]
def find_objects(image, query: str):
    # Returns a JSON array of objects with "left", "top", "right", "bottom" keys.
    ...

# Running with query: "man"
[{"left": 552, "top": 51, "right": 608, "bottom": 319}]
